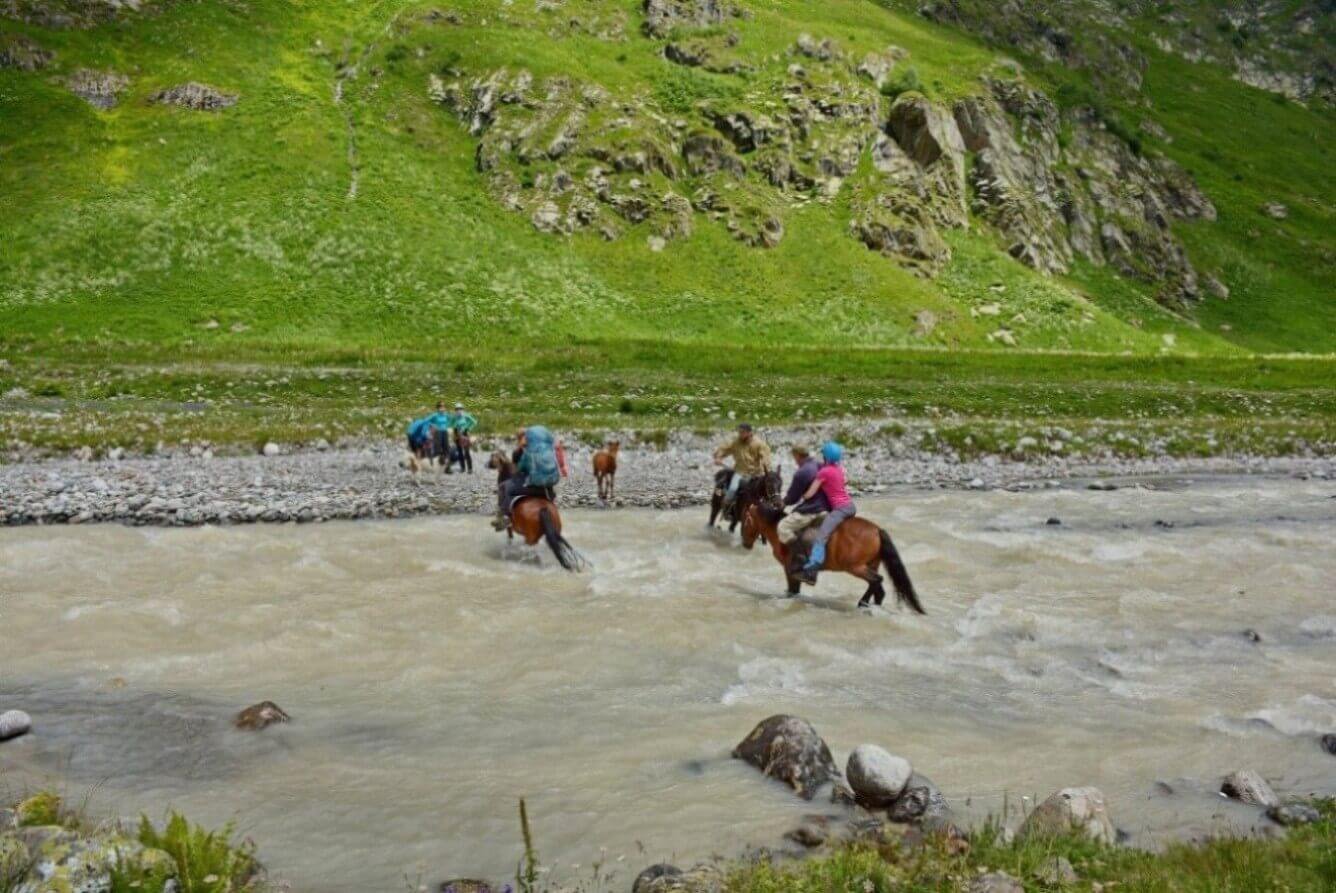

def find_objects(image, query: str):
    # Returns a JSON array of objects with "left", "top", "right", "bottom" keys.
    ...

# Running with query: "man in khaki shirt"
[{"left": 714, "top": 423, "right": 772, "bottom": 513}]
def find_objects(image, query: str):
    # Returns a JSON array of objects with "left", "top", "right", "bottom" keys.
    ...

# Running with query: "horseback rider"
[
  {"left": 451, "top": 402, "right": 477, "bottom": 473},
  {"left": 796, "top": 441, "right": 857, "bottom": 584},
  {"left": 493, "top": 425, "right": 562, "bottom": 531},
  {"left": 713, "top": 423, "right": 772, "bottom": 517},
  {"left": 778, "top": 446, "right": 830, "bottom": 554}
]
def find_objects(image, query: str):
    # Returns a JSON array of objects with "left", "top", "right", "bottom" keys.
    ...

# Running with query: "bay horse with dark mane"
[
  {"left": 486, "top": 450, "right": 585, "bottom": 571},
  {"left": 709, "top": 467, "right": 782, "bottom": 533},
  {"left": 742, "top": 502, "right": 925, "bottom": 612}
]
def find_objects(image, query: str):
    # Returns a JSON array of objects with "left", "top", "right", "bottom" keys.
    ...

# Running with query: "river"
[{"left": 2, "top": 476, "right": 1334, "bottom": 891}]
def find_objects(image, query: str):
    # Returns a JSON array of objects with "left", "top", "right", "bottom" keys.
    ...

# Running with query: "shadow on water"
[{"left": 725, "top": 582, "right": 859, "bottom": 614}]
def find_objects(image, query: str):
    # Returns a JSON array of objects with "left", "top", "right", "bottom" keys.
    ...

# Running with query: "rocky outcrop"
[
  {"left": 0, "top": 822, "right": 177, "bottom": 893},
  {"left": 642, "top": 0, "right": 740, "bottom": 39},
  {"left": 65, "top": 68, "right": 128, "bottom": 109},
  {"left": 0, "top": 35, "right": 52, "bottom": 71},
  {"left": 2, "top": 0, "right": 156, "bottom": 29},
  {"left": 434, "top": 21, "right": 1215, "bottom": 304},
  {"left": 150, "top": 82, "right": 238, "bottom": 111},
  {"left": 732, "top": 714, "right": 839, "bottom": 800},
  {"left": 1019, "top": 786, "right": 1116, "bottom": 844}
]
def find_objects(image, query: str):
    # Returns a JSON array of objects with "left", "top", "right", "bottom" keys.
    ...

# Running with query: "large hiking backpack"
[{"left": 524, "top": 425, "right": 560, "bottom": 487}]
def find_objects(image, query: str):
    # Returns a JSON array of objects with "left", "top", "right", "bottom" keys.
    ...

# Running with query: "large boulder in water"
[
  {"left": 0, "top": 710, "right": 31, "bottom": 741},
  {"left": 845, "top": 744, "right": 912, "bottom": 807},
  {"left": 732, "top": 715, "right": 838, "bottom": 800},
  {"left": 1019, "top": 787, "right": 1115, "bottom": 844},
  {"left": 1220, "top": 769, "right": 1279, "bottom": 808},
  {"left": 234, "top": 701, "right": 290, "bottom": 731}
]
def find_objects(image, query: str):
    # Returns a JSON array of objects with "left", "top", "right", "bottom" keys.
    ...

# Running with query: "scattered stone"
[
  {"left": 0, "top": 710, "right": 32, "bottom": 741},
  {"left": 732, "top": 714, "right": 839, "bottom": 800},
  {"left": 233, "top": 701, "right": 290, "bottom": 731},
  {"left": 633, "top": 863, "right": 722, "bottom": 893},
  {"left": 845, "top": 744, "right": 912, "bottom": 807},
  {"left": 438, "top": 880, "right": 496, "bottom": 893},
  {"left": 65, "top": 68, "right": 129, "bottom": 109},
  {"left": 1204, "top": 273, "right": 1230, "bottom": 300},
  {"left": 1241, "top": 628, "right": 1262, "bottom": 644},
  {"left": 783, "top": 815, "right": 832, "bottom": 848},
  {"left": 1046, "top": 517, "right": 1062, "bottom": 526},
  {"left": 1220, "top": 769, "right": 1279, "bottom": 808},
  {"left": 1261, "top": 201, "right": 1288, "bottom": 220},
  {"left": 150, "top": 82, "right": 239, "bottom": 111},
  {"left": 0, "top": 36, "right": 53, "bottom": 71},
  {"left": 647, "top": 235, "right": 667, "bottom": 252},
  {"left": 1036, "top": 855, "right": 1078, "bottom": 886},
  {"left": 912, "top": 309, "right": 937, "bottom": 337},
  {"left": 1020, "top": 787, "right": 1115, "bottom": 844},
  {"left": 886, "top": 772, "right": 951, "bottom": 828},
  {"left": 968, "top": 871, "right": 1023, "bottom": 893},
  {"left": 1266, "top": 802, "right": 1320, "bottom": 826},
  {"left": 1320, "top": 734, "right": 1336, "bottom": 756},
  {"left": 261, "top": 442, "right": 281, "bottom": 457}
]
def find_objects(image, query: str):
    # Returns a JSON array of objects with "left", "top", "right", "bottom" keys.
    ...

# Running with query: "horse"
[
  {"left": 742, "top": 502, "right": 925, "bottom": 612},
  {"left": 486, "top": 450, "right": 585, "bottom": 571},
  {"left": 593, "top": 440, "right": 620, "bottom": 501},
  {"left": 709, "top": 467, "right": 782, "bottom": 533}
]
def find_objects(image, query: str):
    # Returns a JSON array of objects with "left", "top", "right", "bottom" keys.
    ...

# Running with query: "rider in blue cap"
[{"left": 792, "top": 441, "right": 857, "bottom": 584}]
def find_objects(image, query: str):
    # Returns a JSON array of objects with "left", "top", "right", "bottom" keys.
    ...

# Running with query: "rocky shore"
[{"left": 2, "top": 426, "right": 1333, "bottom": 527}]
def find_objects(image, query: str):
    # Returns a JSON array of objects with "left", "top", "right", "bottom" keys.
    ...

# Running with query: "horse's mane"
[{"left": 756, "top": 502, "right": 785, "bottom": 524}]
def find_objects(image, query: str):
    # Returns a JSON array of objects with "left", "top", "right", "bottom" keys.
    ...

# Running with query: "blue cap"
[{"left": 821, "top": 441, "right": 843, "bottom": 463}]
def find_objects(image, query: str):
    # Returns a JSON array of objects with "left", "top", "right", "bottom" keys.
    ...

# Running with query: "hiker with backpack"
[{"left": 492, "top": 425, "right": 563, "bottom": 531}]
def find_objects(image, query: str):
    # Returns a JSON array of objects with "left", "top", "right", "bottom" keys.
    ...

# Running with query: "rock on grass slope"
[{"left": 0, "top": 0, "right": 1333, "bottom": 357}]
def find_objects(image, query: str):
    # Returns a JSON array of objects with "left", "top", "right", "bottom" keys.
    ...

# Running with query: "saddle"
[{"left": 509, "top": 487, "right": 555, "bottom": 512}]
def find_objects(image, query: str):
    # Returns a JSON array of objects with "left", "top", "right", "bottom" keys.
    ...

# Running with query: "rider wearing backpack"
[{"left": 493, "top": 425, "right": 562, "bottom": 530}]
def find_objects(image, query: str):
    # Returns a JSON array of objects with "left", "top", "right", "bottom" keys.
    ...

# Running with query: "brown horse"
[
  {"left": 742, "top": 502, "right": 924, "bottom": 612},
  {"left": 593, "top": 440, "right": 620, "bottom": 501},
  {"left": 709, "top": 467, "right": 782, "bottom": 533},
  {"left": 487, "top": 450, "right": 585, "bottom": 571}
]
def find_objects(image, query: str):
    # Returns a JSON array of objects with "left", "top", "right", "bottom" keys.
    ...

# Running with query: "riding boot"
[
  {"left": 491, "top": 512, "right": 509, "bottom": 531},
  {"left": 799, "top": 542, "right": 826, "bottom": 584}
]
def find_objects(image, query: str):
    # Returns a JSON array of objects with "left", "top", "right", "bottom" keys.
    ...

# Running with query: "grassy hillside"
[{"left": 0, "top": 1, "right": 1333, "bottom": 452}]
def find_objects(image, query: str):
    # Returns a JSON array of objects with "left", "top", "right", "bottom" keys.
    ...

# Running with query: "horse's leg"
[
  {"left": 786, "top": 573, "right": 801, "bottom": 597},
  {"left": 709, "top": 492, "right": 721, "bottom": 527}
]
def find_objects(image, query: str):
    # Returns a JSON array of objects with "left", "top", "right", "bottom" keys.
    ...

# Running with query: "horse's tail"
[
  {"left": 539, "top": 506, "right": 586, "bottom": 572},
  {"left": 879, "top": 528, "right": 925, "bottom": 614}
]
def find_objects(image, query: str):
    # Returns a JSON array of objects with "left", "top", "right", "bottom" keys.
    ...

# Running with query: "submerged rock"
[
  {"left": 1320, "top": 734, "right": 1336, "bottom": 756},
  {"left": 845, "top": 744, "right": 912, "bottom": 807},
  {"left": 732, "top": 715, "right": 838, "bottom": 800},
  {"left": 234, "top": 700, "right": 290, "bottom": 731},
  {"left": 1266, "top": 802, "right": 1321, "bottom": 826},
  {"left": 1019, "top": 787, "right": 1115, "bottom": 844},
  {"left": 1220, "top": 769, "right": 1279, "bottom": 808},
  {"left": 0, "top": 710, "right": 31, "bottom": 741}
]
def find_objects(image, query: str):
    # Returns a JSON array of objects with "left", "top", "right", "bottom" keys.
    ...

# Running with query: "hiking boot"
[{"left": 491, "top": 514, "right": 509, "bottom": 531}]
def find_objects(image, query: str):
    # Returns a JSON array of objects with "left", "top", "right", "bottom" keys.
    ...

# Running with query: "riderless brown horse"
[
  {"left": 593, "top": 440, "right": 620, "bottom": 501},
  {"left": 486, "top": 450, "right": 585, "bottom": 571},
  {"left": 742, "top": 502, "right": 924, "bottom": 612},
  {"left": 709, "top": 467, "right": 782, "bottom": 533}
]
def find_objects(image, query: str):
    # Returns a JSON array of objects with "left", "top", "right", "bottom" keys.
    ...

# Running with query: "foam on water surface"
[{"left": 2, "top": 476, "right": 1334, "bottom": 892}]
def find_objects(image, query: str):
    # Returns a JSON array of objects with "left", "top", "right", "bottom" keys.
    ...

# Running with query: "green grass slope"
[{"left": 0, "top": 1, "right": 1333, "bottom": 453}]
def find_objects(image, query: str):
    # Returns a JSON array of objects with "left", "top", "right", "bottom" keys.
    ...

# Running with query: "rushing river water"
[{"left": 2, "top": 476, "right": 1335, "bottom": 891}]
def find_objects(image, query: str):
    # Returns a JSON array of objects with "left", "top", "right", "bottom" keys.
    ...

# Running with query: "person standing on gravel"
[{"left": 451, "top": 402, "right": 477, "bottom": 473}]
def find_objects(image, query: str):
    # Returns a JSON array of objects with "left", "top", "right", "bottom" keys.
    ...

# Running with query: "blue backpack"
[{"left": 524, "top": 425, "right": 560, "bottom": 487}]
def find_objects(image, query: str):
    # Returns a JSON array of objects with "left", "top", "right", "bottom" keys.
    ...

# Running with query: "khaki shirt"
[{"left": 714, "top": 436, "right": 772, "bottom": 477}]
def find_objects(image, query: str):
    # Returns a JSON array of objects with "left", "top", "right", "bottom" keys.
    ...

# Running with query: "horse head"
[
  {"left": 740, "top": 505, "right": 759, "bottom": 550},
  {"left": 761, "top": 467, "right": 783, "bottom": 505}
]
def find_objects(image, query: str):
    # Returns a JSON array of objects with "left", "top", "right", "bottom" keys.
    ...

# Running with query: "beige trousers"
[{"left": 778, "top": 510, "right": 826, "bottom": 544}]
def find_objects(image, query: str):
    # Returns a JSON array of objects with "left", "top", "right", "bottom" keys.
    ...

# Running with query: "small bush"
[
  {"left": 880, "top": 65, "right": 921, "bottom": 99},
  {"left": 617, "top": 398, "right": 634, "bottom": 414},
  {"left": 136, "top": 812, "right": 260, "bottom": 893}
]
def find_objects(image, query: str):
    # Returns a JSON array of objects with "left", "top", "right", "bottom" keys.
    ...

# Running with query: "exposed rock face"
[
  {"left": 732, "top": 714, "right": 839, "bottom": 800},
  {"left": 642, "top": 0, "right": 738, "bottom": 39},
  {"left": 2, "top": 0, "right": 156, "bottom": 29},
  {"left": 435, "top": 22, "right": 1214, "bottom": 303},
  {"left": 0, "top": 35, "right": 52, "bottom": 71},
  {"left": 845, "top": 744, "right": 912, "bottom": 807},
  {"left": 151, "top": 82, "right": 238, "bottom": 111},
  {"left": 234, "top": 700, "right": 290, "bottom": 730},
  {"left": 0, "top": 823, "right": 178, "bottom": 892},
  {"left": 1019, "top": 786, "right": 1116, "bottom": 844},
  {"left": 1220, "top": 769, "right": 1279, "bottom": 808},
  {"left": 65, "top": 68, "right": 129, "bottom": 109}
]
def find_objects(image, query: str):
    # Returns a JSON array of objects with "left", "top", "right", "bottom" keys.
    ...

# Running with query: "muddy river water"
[{"left": 2, "top": 476, "right": 1334, "bottom": 891}]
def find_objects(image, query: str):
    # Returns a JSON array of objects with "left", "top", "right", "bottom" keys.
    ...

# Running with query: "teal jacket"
[
  {"left": 427, "top": 411, "right": 453, "bottom": 431},
  {"left": 406, "top": 417, "right": 434, "bottom": 442},
  {"left": 452, "top": 411, "right": 477, "bottom": 434}
]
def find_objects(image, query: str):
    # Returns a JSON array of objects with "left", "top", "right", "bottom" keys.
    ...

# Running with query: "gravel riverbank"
[{"left": 2, "top": 426, "right": 1333, "bottom": 527}]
